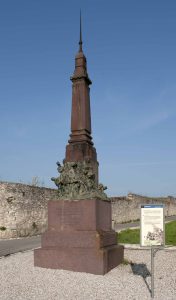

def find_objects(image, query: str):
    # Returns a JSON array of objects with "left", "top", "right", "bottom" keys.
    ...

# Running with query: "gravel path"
[{"left": 0, "top": 248, "right": 175, "bottom": 300}]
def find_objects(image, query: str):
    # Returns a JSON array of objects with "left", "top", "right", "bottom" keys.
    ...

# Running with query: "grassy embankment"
[{"left": 118, "top": 220, "right": 176, "bottom": 245}]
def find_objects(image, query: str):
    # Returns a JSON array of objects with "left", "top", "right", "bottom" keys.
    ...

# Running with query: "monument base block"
[
  {"left": 34, "top": 245, "right": 123, "bottom": 275},
  {"left": 34, "top": 199, "right": 124, "bottom": 275}
]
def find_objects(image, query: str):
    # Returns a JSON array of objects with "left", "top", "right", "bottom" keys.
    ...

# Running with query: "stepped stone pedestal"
[{"left": 34, "top": 199, "right": 124, "bottom": 275}]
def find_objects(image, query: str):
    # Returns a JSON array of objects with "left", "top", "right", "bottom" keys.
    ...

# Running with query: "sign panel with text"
[{"left": 140, "top": 204, "right": 165, "bottom": 247}]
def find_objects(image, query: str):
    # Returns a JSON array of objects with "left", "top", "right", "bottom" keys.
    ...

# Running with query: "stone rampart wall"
[
  {"left": 111, "top": 195, "right": 176, "bottom": 224},
  {"left": 0, "top": 182, "right": 57, "bottom": 239},
  {"left": 0, "top": 181, "right": 176, "bottom": 238}
]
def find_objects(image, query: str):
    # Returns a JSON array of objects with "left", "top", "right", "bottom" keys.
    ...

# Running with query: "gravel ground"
[{"left": 0, "top": 248, "right": 175, "bottom": 300}]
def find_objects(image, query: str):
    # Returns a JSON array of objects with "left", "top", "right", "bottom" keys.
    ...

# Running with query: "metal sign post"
[
  {"left": 140, "top": 204, "right": 165, "bottom": 298},
  {"left": 151, "top": 246, "right": 158, "bottom": 298},
  {"left": 151, "top": 246, "right": 154, "bottom": 298}
]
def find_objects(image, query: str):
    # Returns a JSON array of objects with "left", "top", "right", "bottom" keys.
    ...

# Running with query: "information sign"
[{"left": 140, "top": 204, "right": 165, "bottom": 247}]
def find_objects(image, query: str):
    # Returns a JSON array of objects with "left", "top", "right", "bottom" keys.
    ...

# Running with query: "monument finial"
[{"left": 79, "top": 10, "right": 83, "bottom": 52}]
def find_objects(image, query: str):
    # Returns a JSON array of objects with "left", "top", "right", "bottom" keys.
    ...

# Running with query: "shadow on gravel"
[{"left": 131, "top": 263, "right": 151, "bottom": 295}]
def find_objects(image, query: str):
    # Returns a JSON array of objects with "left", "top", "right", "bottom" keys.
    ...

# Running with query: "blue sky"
[{"left": 0, "top": 0, "right": 176, "bottom": 196}]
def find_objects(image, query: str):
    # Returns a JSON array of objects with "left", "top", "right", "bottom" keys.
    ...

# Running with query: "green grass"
[
  {"left": 165, "top": 221, "right": 176, "bottom": 245},
  {"left": 118, "top": 228, "right": 140, "bottom": 244},
  {"left": 118, "top": 220, "right": 176, "bottom": 246}
]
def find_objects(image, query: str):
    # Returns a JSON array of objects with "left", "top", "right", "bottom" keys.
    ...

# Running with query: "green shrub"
[
  {"left": 32, "top": 222, "right": 37, "bottom": 229},
  {"left": 122, "top": 258, "right": 133, "bottom": 265},
  {"left": 0, "top": 226, "right": 6, "bottom": 231}
]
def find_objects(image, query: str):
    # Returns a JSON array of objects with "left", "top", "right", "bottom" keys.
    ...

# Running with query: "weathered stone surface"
[
  {"left": 1, "top": 182, "right": 176, "bottom": 239},
  {"left": 41, "top": 230, "right": 117, "bottom": 248},
  {"left": 111, "top": 193, "right": 176, "bottom": 224},
  {"left": 2, "top": 183, "right": 174, "bottom": 237},
  {"left": 34, "top": 199, "right": 124, "bottom": 274},
  {"left": 47, "top": 199, "right": 112, "bottom": 231},
  {"left": 0, "top": 181, "right": 57, "bottom": 239},
  {"left": 34, "top": 245, "right": 124, "bottom": 275}
]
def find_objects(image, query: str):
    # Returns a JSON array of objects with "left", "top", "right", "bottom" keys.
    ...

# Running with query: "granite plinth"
[
  {"left": 65, "top": 142, "right": 98, "bottom": 183},
  {"left": 66, "top": 142, "right": 97, "bottom": 162},
  {"left": 34, "top": 199, "right": 124, "bottom": 275}
]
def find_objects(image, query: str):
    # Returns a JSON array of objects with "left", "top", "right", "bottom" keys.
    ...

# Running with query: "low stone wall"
[
  {"left": 111, "top": 194, "right": 176, "bottom": 224},
  {"left": 0, "top": 181, "right": 176, "bottom": 238},
  {"left": 0, "top": 182, "right": 57, "bottom": 239}
]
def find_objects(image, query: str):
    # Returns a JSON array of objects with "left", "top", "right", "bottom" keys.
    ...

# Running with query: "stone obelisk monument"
[{"left": 34, "top": 16, "right": 124, "bottom": 275}]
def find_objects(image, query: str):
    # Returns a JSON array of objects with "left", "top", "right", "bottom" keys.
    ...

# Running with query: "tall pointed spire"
[
  {"left": 65, "top": 12, "right": 98, "bottom": 184},
  {"left": 79, "top": 10, "right": 83, "bottom": 52},
  {"left": 71, "top": 11, "right": 92, "bottom": 84}
]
